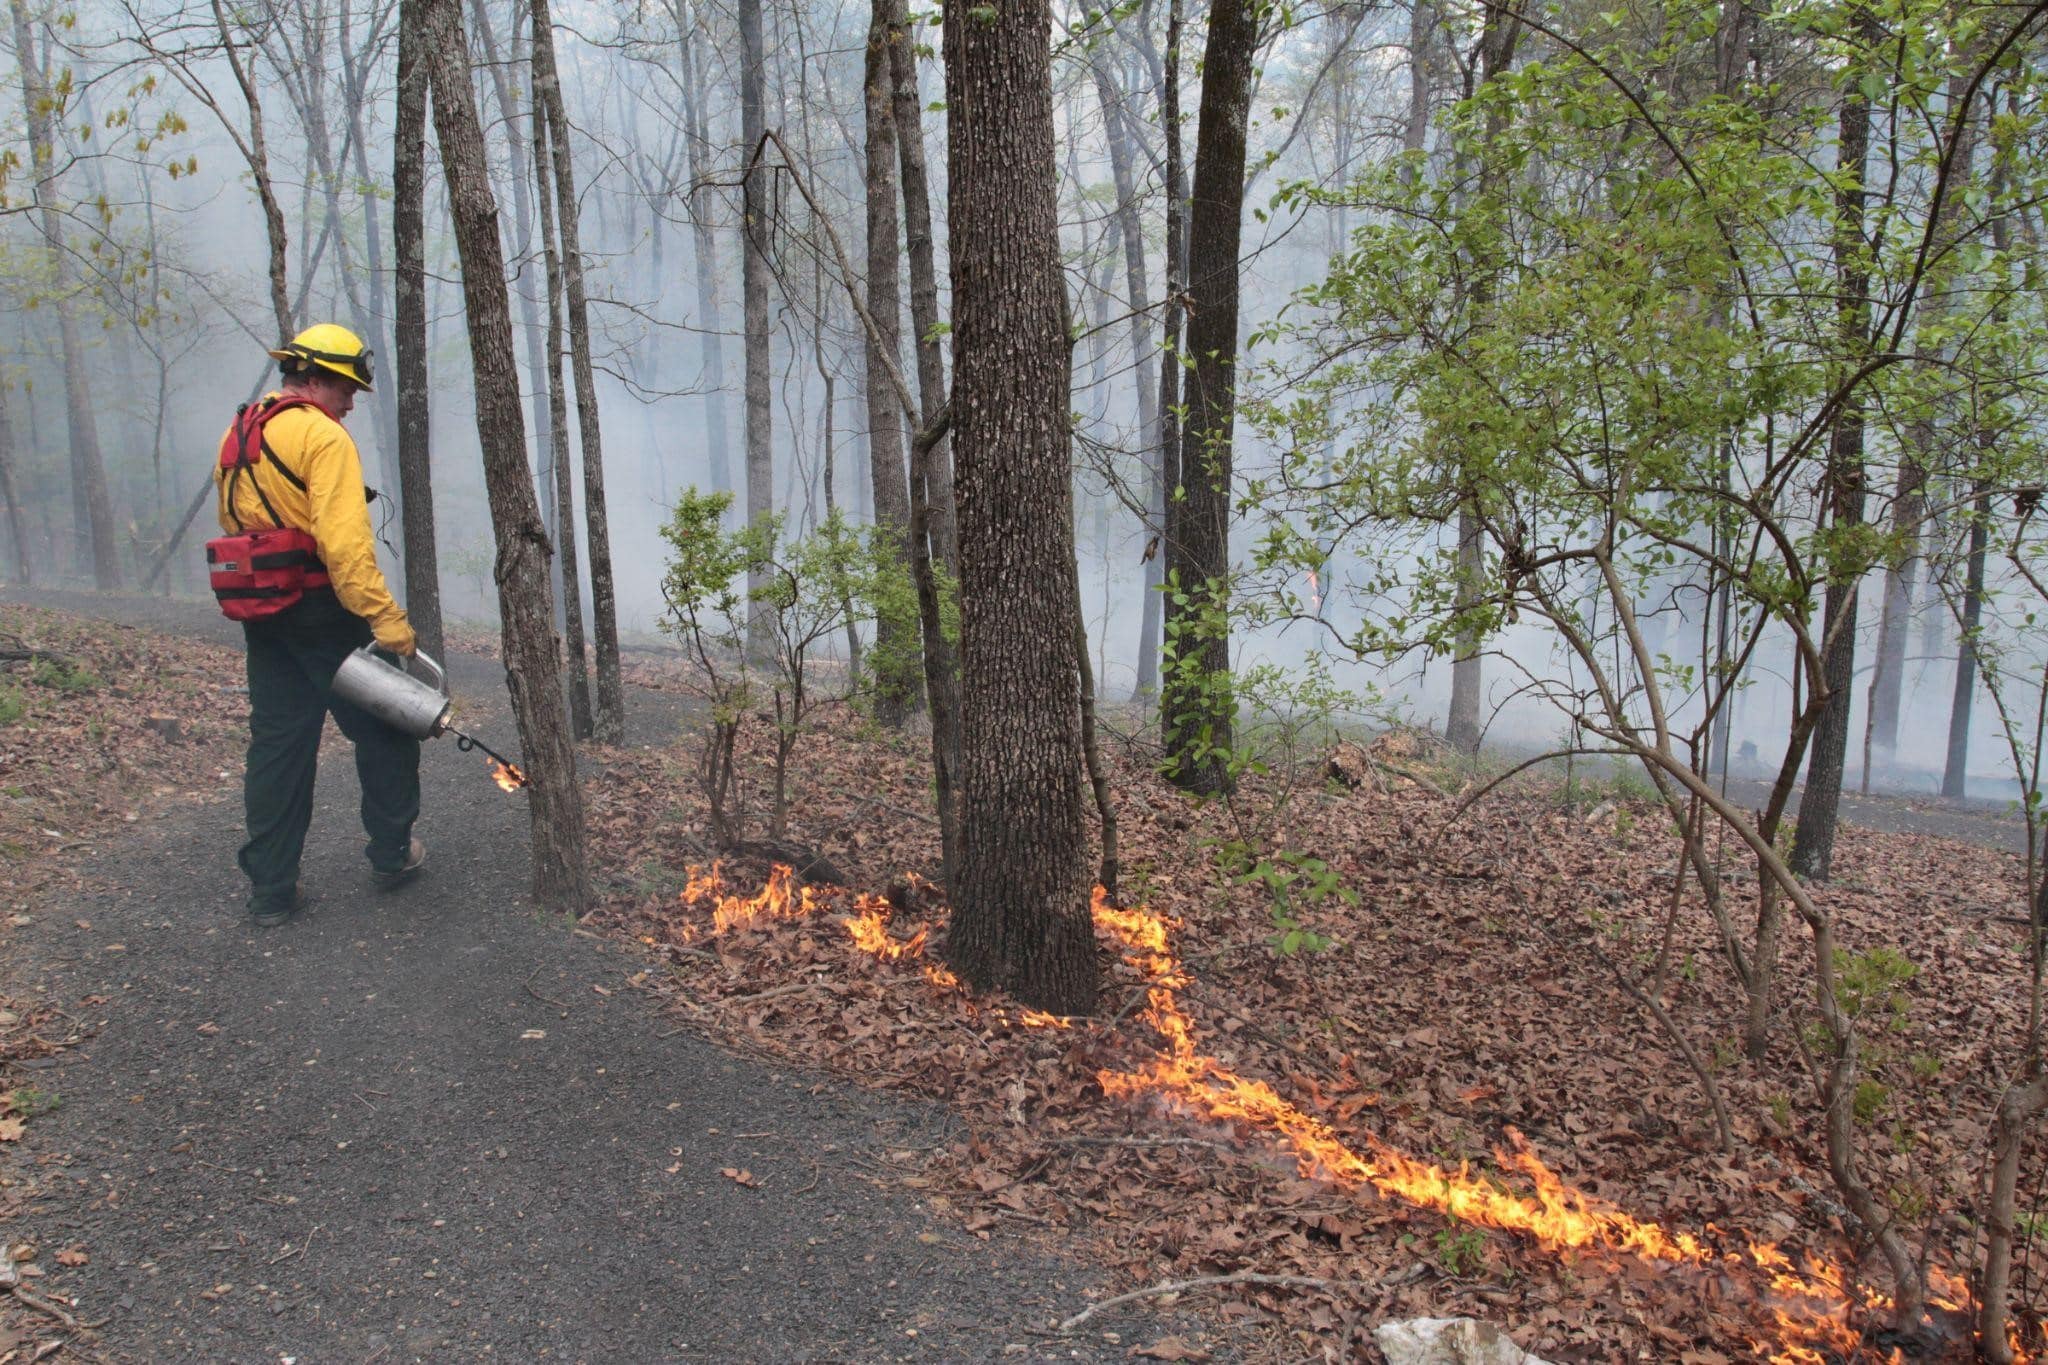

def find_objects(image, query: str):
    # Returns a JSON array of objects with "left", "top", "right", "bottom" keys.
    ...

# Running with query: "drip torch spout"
[{"left": 451, "top": 728, "right": 530, "bottom": 790}]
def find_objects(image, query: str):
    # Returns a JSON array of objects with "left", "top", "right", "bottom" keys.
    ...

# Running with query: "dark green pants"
[{"left": 239, "top": 587, "right": 420, "bottom": 912}]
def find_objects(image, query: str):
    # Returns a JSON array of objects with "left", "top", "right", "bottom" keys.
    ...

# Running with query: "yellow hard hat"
[{"left": 268, "top": 322, "right": 374, "bottom": 391}]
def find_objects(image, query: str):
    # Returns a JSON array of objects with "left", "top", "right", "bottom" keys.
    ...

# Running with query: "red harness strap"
[{"left": 207, "top": 396, "right": 336, "bottom": 621}]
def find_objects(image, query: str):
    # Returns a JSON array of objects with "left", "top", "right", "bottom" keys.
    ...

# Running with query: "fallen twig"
[
  {"left": 268, "top": 1224, "right": 319, "bottom": 1265},
  {"left": 523, "top": 967, "right": 571, "bottom": 1012},
  {"left": 10, "top": 1283, "right": 105, "bottom": 1332}
]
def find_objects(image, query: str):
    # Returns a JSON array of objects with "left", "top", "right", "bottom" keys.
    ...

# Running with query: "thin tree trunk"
[
  {"left": 1979, "top": 1057, "right": 2048, "bottom": 1362},
  {"left": 1159, "top": 0, "right": 1257, "bottom": 796},
  {"left": 940, "top": 0, "right": 1096, "bottom": 1015},
  {"left": 1446, "top": 506, "right": 1484, "bottom": 752},
  {"left": 740, "top": 0, "right": 775, "bottom": 657},
  {"left": 864, "top": 0, "right": 920, "bottom": 725},
  {"left": 1864, "top": 467, "right": 1923, "bottom": 781},
  {"left": 1444, "top": 1, "right": 1517, "bottom": 757},
  {"left": 677, "top": 14, "right": 733, "bottom": 497},
  {"left": 1151, "top": 0, "right": 1185, "bottom": 706},
  {"left": 10, "top": 0, "right": 120, "bottom": 589},
  {"left": 418, "top": 0, "right": 589, "bottom": 912},
  {"left": 393, "top": 0, "right": 443, "bottom": 660},
  {"left": 1943, "top": 485, "right": 1991, "bottom": 799},
  {"left": 1093, "top": 58, "right": 1163, "bottom": 701},
  {"left": 1790, "top": 11, "right": 1877, "bottom": 883},
  {"left": 887, "top": 0, "right": 956, "bottom": 574},
  {"left": 341, "top": 4, "right": 404, "bottom": 504},
  {"left": 468, "top": 0, "right": 557, "bottom": 538},
  {"left": 0, "top": 376, "right": 27, "bottom": 585},
  {"left": 533, "top": 89, "right": 593, "bottom": 739},
  {"left": 530, "top": 0, "right": 625, "bottom": 744},
  {"left": 887, "top": 0, "right": 961, "bottom": 878}
]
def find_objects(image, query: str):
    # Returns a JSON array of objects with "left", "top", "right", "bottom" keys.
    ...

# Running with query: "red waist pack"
[{"left": 206, "top": 526, "right": 331, "bottom": 622}]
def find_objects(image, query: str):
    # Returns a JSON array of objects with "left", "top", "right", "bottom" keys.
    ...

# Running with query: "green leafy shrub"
[{"left": 30, "top": 657, "right": 99, "bottom": 693}]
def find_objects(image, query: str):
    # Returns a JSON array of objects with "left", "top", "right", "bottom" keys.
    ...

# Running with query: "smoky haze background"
[{"left": 0, "top": 0, "right": 2034, "bottom": 800}]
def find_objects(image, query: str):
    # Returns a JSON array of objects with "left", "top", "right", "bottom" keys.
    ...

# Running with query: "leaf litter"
[{"left": 586, "top": 679, "right": 2045, "bottom": 1362}]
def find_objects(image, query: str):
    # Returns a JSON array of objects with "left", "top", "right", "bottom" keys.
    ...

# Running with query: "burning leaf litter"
[{"left": 668, "top": 859, "right": 2034, "bottom": 1363}]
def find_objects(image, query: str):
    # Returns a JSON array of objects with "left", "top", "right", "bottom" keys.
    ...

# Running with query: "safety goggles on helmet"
[
  {"left": 290, "top": 342, "right": 374, "bottom": 390},
  {"left": 267, "top": 323, "right": 375, "bottom": 391}
]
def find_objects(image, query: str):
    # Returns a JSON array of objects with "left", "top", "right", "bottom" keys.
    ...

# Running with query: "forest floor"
[
  {"left": 0, "top": 590, "right": 1198, "bottom": 1364},
  {"left": 0, "top": 588, "right": 2042, "bottom": 1363}
]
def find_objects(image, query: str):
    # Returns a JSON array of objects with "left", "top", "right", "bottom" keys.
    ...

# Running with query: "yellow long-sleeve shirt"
[{"left": 216, "top": 395, "right": 414, "bottom": 654}]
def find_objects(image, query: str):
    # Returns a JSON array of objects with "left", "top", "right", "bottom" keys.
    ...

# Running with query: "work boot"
[
  {"left": 249, "top": 882, "right": 311, "bottom": 928},
  {"left": 372, "top": 837, "right": 427, "bottom": 891}
]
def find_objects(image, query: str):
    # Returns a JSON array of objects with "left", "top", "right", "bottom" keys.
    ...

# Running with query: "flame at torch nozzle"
[{"left": 450, "top": 728, "right": 530, "bottom": 790}]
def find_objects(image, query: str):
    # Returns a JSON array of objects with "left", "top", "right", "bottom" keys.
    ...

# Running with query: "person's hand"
[{"left": 373, "top": 615, "right": 417, "bottom": 657}]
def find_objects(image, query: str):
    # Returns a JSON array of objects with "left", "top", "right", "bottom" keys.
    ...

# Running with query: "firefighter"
[{"left": 212, "top": 323, "right": 425, "bottom": 926}]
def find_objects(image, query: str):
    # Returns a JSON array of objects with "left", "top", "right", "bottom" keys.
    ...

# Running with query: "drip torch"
[{"left": 329, "top": 647, "right": 530, "bottom": 789}]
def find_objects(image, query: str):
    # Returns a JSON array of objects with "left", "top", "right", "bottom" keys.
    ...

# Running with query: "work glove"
[{"left": 373, "top": 613, "right": 418, "bottom": 658}]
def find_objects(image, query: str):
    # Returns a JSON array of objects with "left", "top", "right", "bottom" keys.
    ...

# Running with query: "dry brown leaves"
[
  {"left": 584, "top": 693, "right": 2045, "bottom": 1362},
  {"left": 0, "top": 605, "right": 246, "bottom": 913}
]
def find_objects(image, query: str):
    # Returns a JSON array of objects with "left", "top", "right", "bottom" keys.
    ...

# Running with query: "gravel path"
[{"left": 0, "top": 589, "right": 1181, "bottom": 1364}]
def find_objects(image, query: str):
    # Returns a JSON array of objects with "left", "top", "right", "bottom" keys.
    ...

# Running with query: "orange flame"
[
  {"left": 489, "top": 759, "right": 526, "bottom": 791},
  {"left": 1085, "top": 889, "right": 2031, "bottom": 1364},
  {"left": 672, "top": 865, "right": 2035, "bottom": 1361}
]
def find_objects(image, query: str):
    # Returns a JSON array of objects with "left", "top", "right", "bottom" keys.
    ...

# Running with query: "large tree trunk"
[
  {"left": 418, "top": 0, "right": 589, "bottom": 913},
  {"left": 940, "top": 0, "right": 1097, "bottom": 1015},
  {"left": 1093, "top": 57, "right": 1163, "bottom": 701},
  {"left": 393, "top": 0, "right": 444, "bottom": 661},
  {"left": 863, "top": 0, "right": 920, "bottom": 726},
  {"left": 533, "top": 87, "right": 594, "bottom": 739},
  {"left": 1790, "top": 15, "right": 1876, "bottom": 883},
  {"left": 678, "top": 16, "right": 733, "bottom": 497},
  {"left": 530, "top": 0, "right": 625, "bottom": 745},
  {"left": 1158, "top": 0, "right": 1257, "bottom": 796},
  {"left": 10, "top": 0, "right": 120, "bottom": 590},
  {"left": 739, "top": 0, "right": 776, "bottom": 656},
  {"left": 886, "top": 0, "right": 961, "bottom": 877}
]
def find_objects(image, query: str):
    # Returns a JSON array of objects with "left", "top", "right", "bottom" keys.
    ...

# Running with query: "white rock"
[{"left": 1373, "top": 1317, "right": 1555, "bottom": 1365}]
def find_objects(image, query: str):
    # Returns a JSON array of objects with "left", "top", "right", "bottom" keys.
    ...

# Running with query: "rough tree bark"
[
  {"left": 10, "top": 0, "right": 120, "bottom": 589},
  {"left": 529, "top": 0, "right": 625, "bottom": 745},
  {"left": 532, "top": 88, "right": 593, "bottom": 739},
  {"left": 739, "top": 0, "right": 775, "bottom": 657},
  {"left": 940, "top": 0, "right": 1097, "bottom": 1015},
  {"left": 1790, "top": 10, "right": 1876, "bottom": 884},
  {"left": 417, "top": 0, "right": 589, "bottom": 913},
  {"left": 393, "top": 0, "right": 443, "bottom": 661},
  {"left": 864, "top": 0, "right": 920, "bottom": 725},
  {"left": 1159, "top": 0, "right": 1257, "bottom": 796}
]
